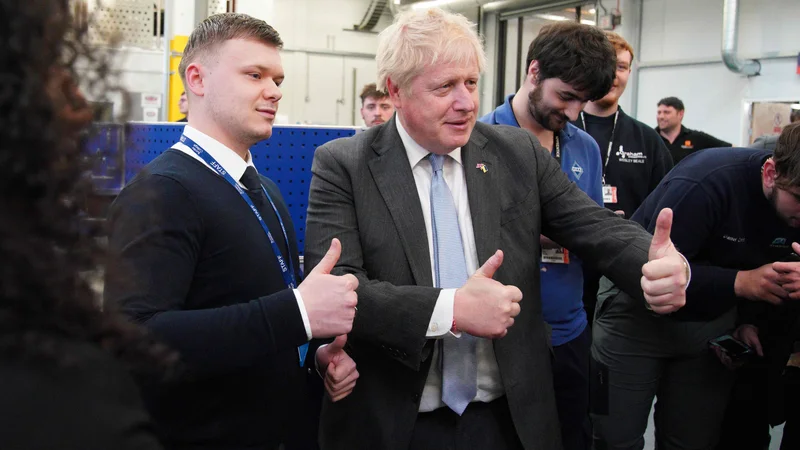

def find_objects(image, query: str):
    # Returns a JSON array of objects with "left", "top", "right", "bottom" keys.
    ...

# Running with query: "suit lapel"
[
  {"left": 462, "top": 129, "right": 499, "bottom": 266},
  {"left": 367, "top": 118, "right": 433, "bottom": 287}
]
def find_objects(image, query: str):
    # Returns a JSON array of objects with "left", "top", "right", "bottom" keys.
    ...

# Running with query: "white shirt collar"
[
  {"left": 396, "top": 116, "right": 463, "bottom": 169},
  {"left": 174, "top": 125, "right": 255, "bottom": 182}
]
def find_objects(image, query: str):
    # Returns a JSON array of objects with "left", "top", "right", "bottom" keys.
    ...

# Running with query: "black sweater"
[
  {"left": 105, "top": 149, "right": 320, "bottom": 449},
  {"left": 574, "top": 108, "right": 674, "bottom": 219},
  {"left": 631, "top": 148, "right": 800, "bottom": 321}
]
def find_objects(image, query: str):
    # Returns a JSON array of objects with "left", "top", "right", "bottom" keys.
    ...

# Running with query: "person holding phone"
[
  {"left": 715, "top": 248, "right": 800, "bottom": 450},
  {"left": 592, "top": 122, "right": 800, "bottom": 450}
]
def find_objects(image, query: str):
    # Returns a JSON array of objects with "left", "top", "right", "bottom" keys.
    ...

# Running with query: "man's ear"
[
  {"left": 184, "top": 62, "right": 206, "bottom": 97},
  {"left": 526, "top": 60, "right": 540, "bottom": 85},
  {"left": 763, "top": 157, "right": 778, "bottom": 190},
  {"left": 386, "top": 78, "right": 402, "bottom": 109}
]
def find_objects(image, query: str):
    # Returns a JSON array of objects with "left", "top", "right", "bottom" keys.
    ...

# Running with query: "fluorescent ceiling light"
[
  {"left": 411, "top": 0, "right": 460, "bottom": 9},
  {"left": 536, "top": 13, "right": 569, "bottom": 21}
]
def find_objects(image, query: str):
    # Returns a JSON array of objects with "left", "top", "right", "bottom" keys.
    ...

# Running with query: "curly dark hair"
[{"left": 0, "top": 0, "right": 176, "bottom": 375}]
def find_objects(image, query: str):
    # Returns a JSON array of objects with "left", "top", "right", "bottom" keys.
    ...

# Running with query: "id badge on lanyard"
[
  {"left": 581, "top": 111, "right": 620, "bottom": 205},
  {"left": 602, "top": 185, "right": 618, "bottom": 204},
  {"left": 179, "top": 135, "right": 309, "bottom": 366}
]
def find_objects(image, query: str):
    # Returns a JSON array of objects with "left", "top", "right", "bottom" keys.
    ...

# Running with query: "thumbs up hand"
[
  {"left": 316, "top": 335, "right": 359, "bottom": 402},
  {"left": 299, "top": 238, "right": 359, "bottom": 338},
  {"left": 453, "top": 250, "right": 523, "bottom": 339},
  {"left": 640, "top": 208, "right": 690, "bottom": 315}
]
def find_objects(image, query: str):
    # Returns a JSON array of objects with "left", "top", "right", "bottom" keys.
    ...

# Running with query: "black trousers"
[
  {"left": 716, "top": 363, "right": 800, "bottom": 450},
  {"left": 553, "top": 326, "right": 592, "bottom": 450},
  {"left": 409, "top": 397, "right": 524, "bottom": 450}
]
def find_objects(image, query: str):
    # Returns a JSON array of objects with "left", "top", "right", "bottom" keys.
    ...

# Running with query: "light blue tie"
[{"left": 429, "top": 153, "right": 477, "bottom": 416}]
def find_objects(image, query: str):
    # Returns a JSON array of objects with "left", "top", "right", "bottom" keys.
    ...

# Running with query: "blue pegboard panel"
[
  {"left": 85, "top": 123, "right": 124, "bottom": 195},
  {"left": 123, "top": 122, "right": 359, "bottom": 254}
]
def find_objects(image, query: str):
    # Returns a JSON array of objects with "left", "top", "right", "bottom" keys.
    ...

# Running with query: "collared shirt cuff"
[
  {"left": 427, "top": 288, "right": 456, "bottom": 337},
  {"left": 679, "top": 253, "right": 692, "bottom": 289},
  {"left": 315, "top": 344, "right": 328, "bottom": 379},
  {"left": 293, "top": 289, "right": 313, "bottom": 341}
]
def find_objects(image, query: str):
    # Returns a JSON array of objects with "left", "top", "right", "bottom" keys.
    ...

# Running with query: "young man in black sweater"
[
  {"left": 591, "top": 122, "right": 800, "bottom": 450},
  {"left": 105, "top": 14, "right": 359, "bottom": 450},
  {"left": 573, "top": 32, "right": 674, "bottom": 323}
]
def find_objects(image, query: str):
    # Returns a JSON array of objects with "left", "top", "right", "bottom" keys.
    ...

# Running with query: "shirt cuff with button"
[
  {"left": 293, "top": 288, "right": 313, "bottom": 341},
  {"left": 427, "top": 288, "right": 461, "bottom": 338}
]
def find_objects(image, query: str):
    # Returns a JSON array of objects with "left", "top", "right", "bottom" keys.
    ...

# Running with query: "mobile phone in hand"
[
  {"left": 781, "top": 252, "right": 800, "bottom": 262},
  {"left": 709, "top": 335, "right": 754, "bottom": 360}
]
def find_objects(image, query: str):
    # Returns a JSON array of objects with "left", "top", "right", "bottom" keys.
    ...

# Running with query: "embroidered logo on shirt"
[
  {"left": 571, "top": 161, "right": 583, "bottom": 179},
  {"left": 615, "top": 145, "right": 647, "bottom": 164},
  {"left": 681, "top": 140, "right": 693, "bottom": 149},
  {"left": 771, "top": 237, "right": 789, "bottom": 248}
]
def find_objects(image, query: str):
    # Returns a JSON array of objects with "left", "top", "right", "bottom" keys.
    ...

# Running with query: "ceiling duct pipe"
[
  {"left": 389, "top": 0, "right": 549, "bottom": 16},
  {"left": 721, "top": 0, "right": 760, "bottom": 76}
]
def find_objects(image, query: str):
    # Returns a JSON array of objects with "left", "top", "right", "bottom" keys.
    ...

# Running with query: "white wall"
[
  {"left": 634, "top": 0, "right": 800, "bottom": 145},
  {"left": 92, "top": 0, "right": 387, "bottom": 125},
  {"left": 233, "top": 0, "right": 389, "bottom": 125}
]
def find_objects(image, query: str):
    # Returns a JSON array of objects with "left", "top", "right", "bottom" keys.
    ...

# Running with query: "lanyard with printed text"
[
  {"left": 553, "top": 134, "right": 561, "bottom": 166},
  {"left": 580, "top": 110, "right": 619, "bottom": 183},
  {"left": 179, "top": 135, "right": 309, "bottom": 365}
]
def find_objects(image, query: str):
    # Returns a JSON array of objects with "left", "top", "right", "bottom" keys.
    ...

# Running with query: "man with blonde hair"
[{"left": 306, "top": 8, "right": 692, "bottom": 450}]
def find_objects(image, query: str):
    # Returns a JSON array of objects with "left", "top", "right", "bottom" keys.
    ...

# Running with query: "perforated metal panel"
[
  {"left": 123, "top": 123, "right": 359, "bottom": 253},
  {"left": 208, "top": 0, "right": 228, "bottom": 15},
  {"left": 88, "top": 0, "right": 158, "bottom": 49},
  {"left": 86, "top": 123, "right": 125, "bottom": 195}
]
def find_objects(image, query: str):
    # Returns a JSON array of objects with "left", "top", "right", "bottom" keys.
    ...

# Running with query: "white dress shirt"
[
  {"left": 172, "top": 125, "right": 313, "bottom": 341},
  {"left": 395, "top": 118, "right": 505, "bottom": 412}
]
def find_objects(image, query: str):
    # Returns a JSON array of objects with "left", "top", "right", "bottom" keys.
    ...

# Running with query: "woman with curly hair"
[{"left": 0, "top": 1, "right": 173, "bottom": 448}]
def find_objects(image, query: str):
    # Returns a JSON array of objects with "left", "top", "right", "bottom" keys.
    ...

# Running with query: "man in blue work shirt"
[{"left": 480, "top": 21, "right": 616, "bottom": 450}]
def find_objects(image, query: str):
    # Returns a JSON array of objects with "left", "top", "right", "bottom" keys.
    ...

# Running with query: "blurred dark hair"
[
  {"left": 774, "top": 122, "right": 800, "bottom": 189},
  {"left": 525, "top": 21, "right": 616, "bottom": 102},
  {"left": 0, "top": 0, "right": 175, "bottom": 375},
  {"left": 658, "top": 96, "right": 685, "bottom": 111}
]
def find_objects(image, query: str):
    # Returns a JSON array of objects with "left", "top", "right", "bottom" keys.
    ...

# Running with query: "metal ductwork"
[
  {"left": 354, "top": 0, "right": 390, "bottom": 31},
  {"left": 389, "top": 0, "right": 564, "bottom": 16},
  {"left": 721, "top": 0, "right": 760, "bottom": 76}
]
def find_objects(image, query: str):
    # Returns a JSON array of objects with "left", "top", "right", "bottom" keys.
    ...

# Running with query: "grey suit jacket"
[{"left": 304, "top": 117, "right": 653, "bottom": 450}]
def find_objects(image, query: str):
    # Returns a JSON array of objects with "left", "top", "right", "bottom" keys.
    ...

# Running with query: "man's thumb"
[
  {"left": 649, "top": 208, "right": 673, "bottom": 260},
  {"left": 474, "top": 250, "right": 503, "bottom": 279},
  {"left": 328, "top": 334, "right": 347, "bottom": 353},
  {"left": 311, "top": 238, "right": 341, "bottom": 275}
]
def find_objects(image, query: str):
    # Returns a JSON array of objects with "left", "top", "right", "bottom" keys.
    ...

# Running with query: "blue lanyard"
[{"left": 179, "top": 135, "right": 309, "bottom": 365}]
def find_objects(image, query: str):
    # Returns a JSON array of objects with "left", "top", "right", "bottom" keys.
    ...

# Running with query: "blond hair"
[{"left": 376, "top": 8, "right": 486, "bottom": 93}]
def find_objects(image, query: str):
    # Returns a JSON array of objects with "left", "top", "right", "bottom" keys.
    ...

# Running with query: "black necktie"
[
  {"left": 240, "top": 166, "right": 264, "bottom": 192},
  {"left": 239, "top": 166, "right": 290, "bottom": 265}
]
